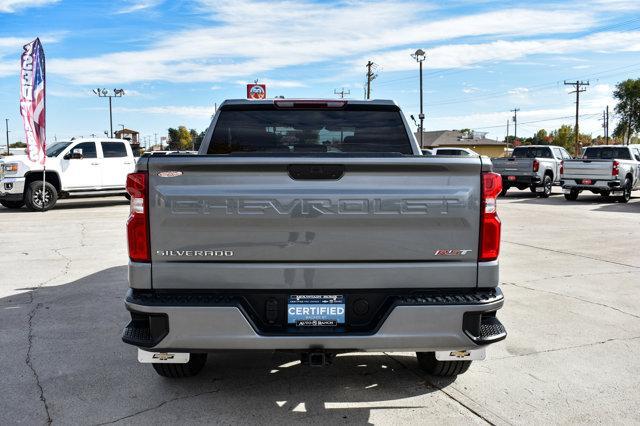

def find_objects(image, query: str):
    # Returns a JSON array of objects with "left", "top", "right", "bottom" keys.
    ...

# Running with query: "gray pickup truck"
[
  {"left": 561, "top": 145, "right": 640, "bottom": 202},
  {"left": 492, "top": 145, "right": 571, "bottom": 197},
  {"left": 122, "top": 99, "right": 506, "bottom": 378}
]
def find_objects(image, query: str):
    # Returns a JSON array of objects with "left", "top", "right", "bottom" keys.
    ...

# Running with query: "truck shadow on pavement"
[{"left": 1, "top": 266, "right": 459, "bottom": 425}]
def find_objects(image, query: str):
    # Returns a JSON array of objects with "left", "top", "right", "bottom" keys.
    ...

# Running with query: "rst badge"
[{"left": 434, "top": 249, "right": 473, "bottom": 256}]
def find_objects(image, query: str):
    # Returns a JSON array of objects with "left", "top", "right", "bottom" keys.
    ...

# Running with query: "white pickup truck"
[
  {"left": 561, "top": 145, "right": 640, "bottom": 202},
  {"left": 0, "top": 138, "right": 136, "bottom": 211}
]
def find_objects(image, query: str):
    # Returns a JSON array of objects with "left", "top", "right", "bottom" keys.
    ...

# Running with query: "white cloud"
[
  {"left": 47, "top": 2, "right": 599, "bottom": 85},
  {"left": 367, "top": 31, "right": 640, "bottom": 72},
  {"left": 0, "top": 0, "right": 58, "bottom": 13},
  {"left": 115, "top": 0, "right": 163, "bottom": 14}
]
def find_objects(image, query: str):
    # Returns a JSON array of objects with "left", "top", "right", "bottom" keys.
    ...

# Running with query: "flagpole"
[{"left": 41, "top": 39, "right": 46, "bottom": 212}]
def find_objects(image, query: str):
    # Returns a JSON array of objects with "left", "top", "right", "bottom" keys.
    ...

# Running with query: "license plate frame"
[
  {"left": 287, "top": 295, "right": 345, "bottom": 327},
  {"left": 582, "top": 179, "right": 593, "bottom": 185},
  {"left": 507, "top": 175, "right": 516, "bottom": 181}
]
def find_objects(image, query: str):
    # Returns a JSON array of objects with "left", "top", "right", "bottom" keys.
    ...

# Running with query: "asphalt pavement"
[{"left": 1, "top": 190, "right": 639, "bottom": 425}]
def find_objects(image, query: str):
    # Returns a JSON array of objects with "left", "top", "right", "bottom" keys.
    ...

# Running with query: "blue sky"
[{"left": 1, "top": 0, "right": 639, "bottom": 146}]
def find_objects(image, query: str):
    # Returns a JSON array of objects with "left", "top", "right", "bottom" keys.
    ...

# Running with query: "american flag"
[{"left": 20, "top": 38, "right": 46, "bottom": 165}]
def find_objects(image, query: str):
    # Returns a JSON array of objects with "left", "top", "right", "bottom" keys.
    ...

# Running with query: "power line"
[{"left": 472, "top": 113, "right": 601, "bottom": 130}]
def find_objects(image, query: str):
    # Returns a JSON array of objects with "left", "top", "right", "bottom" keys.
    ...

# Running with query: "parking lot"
[{"left": 1, "top": 189, "right": 639, "bottom": 425}]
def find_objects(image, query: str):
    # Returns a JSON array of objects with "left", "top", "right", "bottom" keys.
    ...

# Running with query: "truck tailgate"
[
  {"left": 563, "top": 159, "right": 613, "bottom": 179},
  {"left": 147, "top": 156, "right": 483, "bottom": 289},
  {"left": 492, "top": 157, "right": 533, "bottom": 174}
]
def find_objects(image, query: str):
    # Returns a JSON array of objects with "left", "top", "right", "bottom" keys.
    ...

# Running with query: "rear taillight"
[
  {"left": 126, "top": 172, "right": 150, "bottom": 262},
  {"left": 533, "top": 159, "right": 539, "bottom": 172},
  {"left": 560, "top": 160, "right": 564, "bottom": 175},
  {"left": 479, "top": 172, "right": 502, "bottom": 262},
  {"left": 612, "top": 160, "right": 619, "bottom": 176}
]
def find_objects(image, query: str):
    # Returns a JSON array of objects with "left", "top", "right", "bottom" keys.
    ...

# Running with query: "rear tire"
[
  {"left": 24, "top": 181, "right": 58, "bottom": 211},
  {"left": 617, "top": 178, "right": 632, "bottom": 203},
  {"left": 151, "top": 353, "right": 207, "bottom": 378},
  {"left": 564, "top": 189, "right": 579, "bottom": 201},
  {"left": 499, "top": 187, "right": 508, "bottom": 197},
  {"left": 416, "top": 352, "right": 471, "bottom": 377},
  {"left": 540, "top": 175, "right": 552, "bottom": 198},
  {"left": 0, "top": 200, "right": 25, "bottom": 209}
]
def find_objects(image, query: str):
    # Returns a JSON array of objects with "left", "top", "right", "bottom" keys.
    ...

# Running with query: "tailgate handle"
[{"left": 288, "top": 164, "right": 344, "bottom": 180}]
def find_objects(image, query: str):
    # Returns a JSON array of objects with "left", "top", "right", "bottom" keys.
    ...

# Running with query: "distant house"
[
  {"left": 114, "top": 128, "right": 140, "bottom": 146},
  {"left": 416, "top": 130, "right": 507, "bottom": 157}
]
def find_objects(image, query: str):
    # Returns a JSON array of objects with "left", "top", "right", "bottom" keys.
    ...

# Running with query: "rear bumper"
[
  {"left": 122, "top": 288, "right": 506, "bottom": 352},
  {"left": 500, "top": 174, "right": 540, "bottom": 186},
  {"left": 561, "top": 178, "right": 622, "bottom": 191}
]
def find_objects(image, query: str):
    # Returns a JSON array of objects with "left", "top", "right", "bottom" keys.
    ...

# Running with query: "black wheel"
[
  {"left": 499, "top": 187, "right": 508, "bottom": 197},
  {"left": 0, "top": 200, "right": 25, "bottom": 209},
  {"left": 124, "top": 193, "right": 131, "bottom": 201},
  {"left": 617, "top": 178, "right": 632, "bottom": 203},
  {"left": 516, "top": 185, "right": 527, "bottom": 191},
  {"left": 540, "top": 175, "right": 552, "bottom": 198},
  {"left": 151, "top": 353, "right": 207, "bottom": 378},
  {"left": 24, "top": 181, "right": 58, "bottom": 211},
  {"left": 416, "top": 352, "right": 471, "bottom": 377},
  {"left": 564, "top": 189, "right": 579, "bottom": 201}
]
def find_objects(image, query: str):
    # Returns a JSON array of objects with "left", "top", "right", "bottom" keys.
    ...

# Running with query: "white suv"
[
  {"left": 0, "top": 138, "right": 136, "bottom": 211},
  {"left": 431, "top": 147, "right": 479, "bottom": 157}
]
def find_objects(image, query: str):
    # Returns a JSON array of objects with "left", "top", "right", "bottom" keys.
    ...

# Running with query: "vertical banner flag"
[{"left": 20, "top": 38, "right": 46, "bottom": 165}]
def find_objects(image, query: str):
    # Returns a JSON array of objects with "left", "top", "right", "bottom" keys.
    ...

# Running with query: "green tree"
[
  {"left": 9, "top": 141, "right": 26, "bottom": 148},
  {"left": 167, "top": 128, "right": 180, "bottom": 150},
  {"left": 550, "top": 125, "right": 574, "bottom": 151},
  {"left": 167, "top": 126, "right": 192, "bottom": 150},
  {"left": 613, "top": 78, "right": 640, "bottom": 144}
]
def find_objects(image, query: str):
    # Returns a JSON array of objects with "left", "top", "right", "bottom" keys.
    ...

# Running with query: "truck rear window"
[
  {"left": 512, "top": 147, "right": 552, "bottom": 158},
  {"left": 207, "top": 106, "right": 412, "bottom": 155},
  {"left": 583, "top": 147, "right": 631, "bottom": 160}
]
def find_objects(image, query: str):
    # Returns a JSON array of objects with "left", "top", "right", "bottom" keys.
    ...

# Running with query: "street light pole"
[
  {"left": 411, "top": 49, "right": 426, "bottom": 148},
  {"left": 93, "top": 88, "right": 125, "bottom": 138}
]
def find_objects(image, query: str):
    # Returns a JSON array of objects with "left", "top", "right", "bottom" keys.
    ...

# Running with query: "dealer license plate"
[
  {"left": 288, "top": 295, "right": 345, "bottom": 327},
  {"left": 507, "top": 175, "right": 516, "bottom": 181},
  {"left": 582, "top": 179, "right": 592, "bottom": 185}
]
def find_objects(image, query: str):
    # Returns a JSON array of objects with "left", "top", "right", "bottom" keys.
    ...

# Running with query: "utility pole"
[
  {"left": 603, "top": 106, "right": 610, "bottom": 145},
  {"left": 564, "top": 80, "right": 589, "bottom": 156},
  {"left": 365, "top": 61, "right": 378, "bottom": 100},
  {"left": 4, "top": 118, "right": 9, "bottom": 156},
  {"left": 334, "top": 88, "right": 350, "bottom": 99},
  {"left": 511, "top": 108, "right": 520, "bottom": 144},
  {"left": 411, "top": 49, "right": 426, "bottom": 147},
  {"left": 93, "top": 88, "right": 125, "bottom": 138},
  {"left": 506, "top": 119, "right": 510, "bottom": 148}
]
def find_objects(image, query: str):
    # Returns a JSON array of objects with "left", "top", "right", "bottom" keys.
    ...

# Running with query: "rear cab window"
[
  {"left": 583, "top": 147, "right": 631, "bottom": 160},
  {"left": 207, "top": 103, "right": 413, "bottom": 155},
  {"left": 512, "top": 147, "right": 553, "bottom": 158}
]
